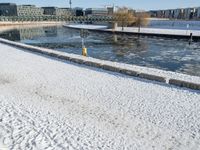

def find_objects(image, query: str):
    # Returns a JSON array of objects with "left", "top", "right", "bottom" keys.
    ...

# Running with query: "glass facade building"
[{"left": 0, "top": 3, "right": 17, "bottom": 16}]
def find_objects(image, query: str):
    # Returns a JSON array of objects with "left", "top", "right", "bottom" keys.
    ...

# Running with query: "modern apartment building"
[
  {"left": 59, "top": 8, "right": 71, "bottom": 16},
  {"left": 149, "top": 7, "right": 200, "bottom": 20},
  {"left": 17, "top": 5, "right": 44, "bottom": 16},
  {"left": 0, "top": 3, "right": 71, "bottom": 17}
]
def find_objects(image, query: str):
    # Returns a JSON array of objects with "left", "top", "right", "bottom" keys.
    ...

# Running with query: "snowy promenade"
[
  {"left": 0, "top": 42, "right": 200, "bottom": 149},
  {"left": 108, "top": 27, "right": 200, "bottom": 36},
  {"left": 65, "top": 24, "right": 200, "bottom": 37}
]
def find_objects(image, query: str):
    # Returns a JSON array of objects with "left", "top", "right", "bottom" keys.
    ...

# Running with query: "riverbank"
[
  {"left": 0, "top": 22, "right": 64, "bottom": 34},
  {"left": 0, "top": 21, "right": 64, "bottom": 26},
  {"left": 0, "top": 42, "right": 200, "bottom": 149}
]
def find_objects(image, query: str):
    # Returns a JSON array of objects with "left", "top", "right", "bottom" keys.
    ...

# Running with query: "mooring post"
[
  {"left": 189, "top": 33, "right": 193, "bottom": 45},
  {"left": 80, "top": 29, "right": 88, "bottom": 56}
]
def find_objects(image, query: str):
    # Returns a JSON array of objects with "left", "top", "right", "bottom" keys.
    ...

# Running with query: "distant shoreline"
[
  {"left": 0, "top": 22, "right": 64, "bottom": 33},
  {"left": 0, "top": 21, "right": 65, "bottom": 26}
]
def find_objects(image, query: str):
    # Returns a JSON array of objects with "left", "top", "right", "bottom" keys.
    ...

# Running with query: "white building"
[{"left": 17, "top": 5, "right": 44, "bottom": 16}]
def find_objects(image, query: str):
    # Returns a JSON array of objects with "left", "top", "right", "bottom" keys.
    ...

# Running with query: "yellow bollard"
[{"left": 82, "top": 47, "right": 87, "bottom": 56}]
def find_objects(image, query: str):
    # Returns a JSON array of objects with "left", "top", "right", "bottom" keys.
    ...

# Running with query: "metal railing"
[{"left": 0, "top": 15, "right": 114, "bottom": 22}]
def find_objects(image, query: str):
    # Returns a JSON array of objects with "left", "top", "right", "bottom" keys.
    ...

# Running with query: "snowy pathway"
[
  {"left": 109, "top": 27, "right": 200, "bottom": 36},
  {"left": 0, "top": 43, "right": 200, "bottom": 149}
]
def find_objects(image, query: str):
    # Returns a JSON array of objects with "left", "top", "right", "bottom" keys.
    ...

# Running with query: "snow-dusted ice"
[
  {"left": 65, "top": 24, "right": 108, "bottom": 30},
  {"left": 64, "top": 24, "right": 200, "bottom": 36},
  {"left": 0, "top": 43, "right": 200, "bottom": 149}
]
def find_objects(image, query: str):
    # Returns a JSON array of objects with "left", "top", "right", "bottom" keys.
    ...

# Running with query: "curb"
[
  {"left": 169, "top": 79, "right": 200, "bottom": 90},
  {"left": 0, "top": 38, "right": 199, "bottom": 91},
  {"left": 139, "top": 73, "right": 166, "bottom": 83}
]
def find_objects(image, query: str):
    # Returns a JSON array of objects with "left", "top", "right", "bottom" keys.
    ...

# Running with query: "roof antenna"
[{"left": 69, "top": 0, "right": 72, "bottom": 9}]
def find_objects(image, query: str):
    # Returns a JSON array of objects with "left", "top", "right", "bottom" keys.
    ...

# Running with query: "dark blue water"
[{"left": 0, "top": 25, "right": 200, "bottom": 76}]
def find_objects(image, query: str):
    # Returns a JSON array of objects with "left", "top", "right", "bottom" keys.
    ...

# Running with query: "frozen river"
[{"left": 0, "top": 25, "right": 200, "bottom": 76}]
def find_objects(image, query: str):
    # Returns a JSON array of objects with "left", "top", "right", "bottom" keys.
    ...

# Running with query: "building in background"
[
  {"left": 157, "top": 10, "right": 165, "bottom": 18},
  {"left": 0, "top": 3, "right": 17, "bottom": 16},
  {"left": 85, "top": 8, "right": 108, "bottom": 16},
  {"left": 149, "top": 10, "right": 157, "bottom": 18},
  {"left": 42, "top": 7, "right": 57, "bottom": 15},
  {"left": 163, "top": 10, "right": 169, "bottom": 18},
  {"left": 73, "top": 7, "right": 84, "bottom": 16},
  {"left": 42, "top": 7, "right": 71, "bottom": 16},
  {"left": 59, "top": 8, "right": 71, "bottom": 16},
  {"left": 197, "top": 7, "right": 200, "bottom": 18},
  {"left": 0, "top": 3, "right": 71, "bottom": 17},
  {"left": 107, "top": 7, "right": 114, "bottom": 15},
  {"left": 173, "top": 9, "right": 183, "bottom": 19},
  {"left": 148, "top": 6, "right": 200, "bottom": 20},
  {"left": 183, "top": 8, "right": 192, "bottom": 19},
  {"left": 1, "top": 2, "right": 200, "bottom": 20},
  {"left": 17, "top": 5, "right": 43, "bottom": 16}
]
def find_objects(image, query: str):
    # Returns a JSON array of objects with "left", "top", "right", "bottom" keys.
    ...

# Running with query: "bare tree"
[
  {"left": 114, "top": 7, "right": 135, "bottom": 31},
  {"left": 134, "top": 12, "right": 150, "bottom": 33}
]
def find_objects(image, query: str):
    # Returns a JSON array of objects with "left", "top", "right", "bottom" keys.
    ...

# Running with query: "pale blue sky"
[{"left": 0, "top": 0, "right": 199, "bottom": 10}]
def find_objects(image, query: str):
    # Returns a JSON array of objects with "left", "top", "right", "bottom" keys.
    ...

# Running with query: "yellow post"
[{"left": 82, "top": 47, "right": 87, "bottom": 56}]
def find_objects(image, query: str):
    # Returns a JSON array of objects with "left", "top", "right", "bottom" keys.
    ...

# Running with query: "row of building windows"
[
  {"left": 0, "top": 3, "right": 71, "bottom": 17},
  {"left": 0, "top": 3, "right": 115, "bottom": 18},
  {"left": 149, "top": 7, "right": 200, "bottom": 20}
]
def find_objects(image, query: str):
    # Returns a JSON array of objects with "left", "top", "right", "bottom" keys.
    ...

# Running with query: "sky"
[{"left": 0, "top": 0, "right": 199, "bottom": 10}]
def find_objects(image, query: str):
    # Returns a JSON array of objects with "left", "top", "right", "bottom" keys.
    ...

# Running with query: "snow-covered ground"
[
  {"left": 111, "top": 27, "right": 200, "bottom": 36},
  {"left": 0, "top": 42, "right": 200, "bottom": 149}
]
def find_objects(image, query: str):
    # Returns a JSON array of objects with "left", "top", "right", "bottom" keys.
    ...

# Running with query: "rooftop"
[{"left": 0, "top": 3, "right": 16, "bottom": 6}]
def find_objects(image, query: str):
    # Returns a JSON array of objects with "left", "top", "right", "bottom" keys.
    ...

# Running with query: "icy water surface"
[{"left": 0, "top": 25, "right": 200, "bottom": 76}]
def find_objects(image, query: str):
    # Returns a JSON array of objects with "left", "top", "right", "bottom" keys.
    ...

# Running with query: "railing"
[
  {"left": 0, "top": 16, "right": 114, "bottom": 22},
  {"left": 0, "top": 16, "right": 66, "bottom": 22}
]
